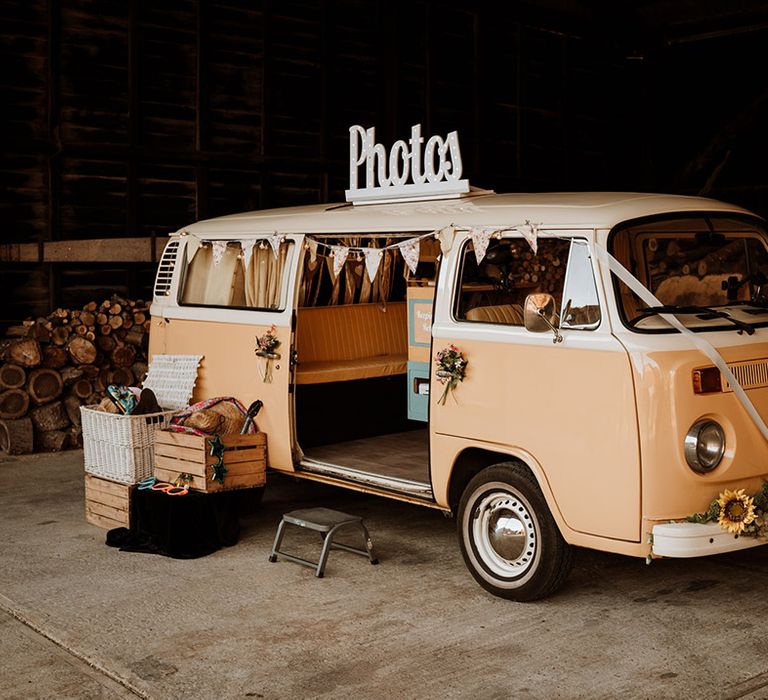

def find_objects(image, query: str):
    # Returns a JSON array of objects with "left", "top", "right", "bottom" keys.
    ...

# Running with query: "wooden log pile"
[
  {"left": 509, "top": 239, "right": 569, "bottom": 295},
  {"left": 0, "top": 297, "right": 151, "bottom": 455}
]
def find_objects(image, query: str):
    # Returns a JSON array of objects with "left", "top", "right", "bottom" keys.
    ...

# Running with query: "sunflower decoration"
[{"left": 716, "top": 489, "right": 756, "bottom": 535}]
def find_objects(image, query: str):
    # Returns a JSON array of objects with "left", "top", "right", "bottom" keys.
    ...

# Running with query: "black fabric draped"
[{"left": 106, "top": 488, "right": 246, "bottom": 558}]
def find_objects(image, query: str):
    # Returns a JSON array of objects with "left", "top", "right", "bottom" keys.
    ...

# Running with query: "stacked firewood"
[
  {"left": 510, "top": 241, "right": 568, "bottom": 294},
  {"left": 0, "top": 297, "right": 151, "bottom": 455}
]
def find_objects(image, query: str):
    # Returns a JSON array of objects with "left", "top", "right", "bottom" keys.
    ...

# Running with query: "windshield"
[{"left": 610, "top": 214, "right": 768, "bottom": 331}]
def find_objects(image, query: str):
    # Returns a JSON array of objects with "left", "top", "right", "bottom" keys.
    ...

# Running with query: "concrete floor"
[{"left": 2, "top": 453, "right": 768, "bottom": 699}]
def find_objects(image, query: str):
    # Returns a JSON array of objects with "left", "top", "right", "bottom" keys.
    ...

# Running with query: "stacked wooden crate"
[
  {"left": 84, "top": 474, "right": 132, "bottom": 530},
  {"left": 154, "top": 431, "right": 267, "bottom": 493}
]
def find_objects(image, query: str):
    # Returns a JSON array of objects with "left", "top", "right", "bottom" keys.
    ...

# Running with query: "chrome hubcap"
[
  {"left": 488, "top": 509, "right": 527, "bottom": 560},
  {"left": 473, "top": 490, "right": 537, "bottom": 578}
]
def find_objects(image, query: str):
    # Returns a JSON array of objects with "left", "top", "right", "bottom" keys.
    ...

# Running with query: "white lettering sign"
[{"left": 345, "top": 124, "right": 470, "bottom": 205}]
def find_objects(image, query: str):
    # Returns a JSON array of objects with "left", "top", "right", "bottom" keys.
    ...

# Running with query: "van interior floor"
[{"left": 302, "top": 428, "right": 430, "bottom": 484}]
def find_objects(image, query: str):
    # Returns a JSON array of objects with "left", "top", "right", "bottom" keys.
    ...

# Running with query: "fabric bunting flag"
[
  {"left": 363, "top": 248, "right": 383, "bottom": 282},
  {"left": 330, "top": 245, "right": 349, "bottom": 278},
  {"left": 437, "top": 225, "right": 455, "bottom": 255},
  {"left": 268, "top": 233, "right": 282, "bottom": 258},
  {"left": 211, "top": 240, "right": 227, "bottom": 266},
  {"left": 307, "top": 239, "right": 318, "bottom": 264},
  {"left": 518, "top": 221, "right": 539, "bottom": 254},
  {"left": 240, "top": 240, "right": 255, "bottom": 270},
  {"left": 398, "top": 238, "right": 420, "bottom": 275},
  {"left": 185, "top": 238, "right": 202, "bottom": 263},
  {"left": 470, "top": 227, "right": 494, "bottom": 264}
]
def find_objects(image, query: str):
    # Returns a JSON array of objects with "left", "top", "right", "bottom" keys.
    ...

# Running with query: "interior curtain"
[
  {"left": 244, "top": 243, "right": 288, "bottom": 309},
  {"left": 182, "top": 244, "right": 241, "bottom": 306}
]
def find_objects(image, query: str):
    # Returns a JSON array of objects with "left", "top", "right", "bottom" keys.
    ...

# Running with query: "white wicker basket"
[
  {"left": 81, "top": 354, "right": 202, "bottom": 484},
  {"left": 81, "top": 408, "right": 175, "bottom": 484}
]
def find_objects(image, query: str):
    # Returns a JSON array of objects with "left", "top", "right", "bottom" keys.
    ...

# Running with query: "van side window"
[
  {"left": 455, "top": 237, "right": 570, "bottom": 325},
  {"left": 560, "top": 240, "right": 601, "bottom": 329},
  {"left": 181, "top": 239, "right": 293, "bottom": 310}
]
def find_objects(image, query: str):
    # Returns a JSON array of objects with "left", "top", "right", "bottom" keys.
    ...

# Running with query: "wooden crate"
[
  {"left": 85, "top": 474, "right": 132, "bottom": 529},
  {"left": 154, "top": 430, "right": 267, "bottom": 493}
]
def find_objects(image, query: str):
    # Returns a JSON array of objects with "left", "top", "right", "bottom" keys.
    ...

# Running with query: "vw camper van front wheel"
[{"left": 458, "top": 464, "right": 572, "bottom": 601}]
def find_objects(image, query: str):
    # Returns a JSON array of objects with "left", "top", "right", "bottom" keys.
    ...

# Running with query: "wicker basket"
[
  {"left": 81, "top": 407, "right": 175, "bottom": 484},
  {"left": 81, "top": 354, "right": 202, "bottom": 484}
]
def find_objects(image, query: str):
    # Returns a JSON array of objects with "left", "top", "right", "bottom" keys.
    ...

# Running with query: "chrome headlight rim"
[{"left": 684, "top": 419, "right": 725, "bottom": 474}]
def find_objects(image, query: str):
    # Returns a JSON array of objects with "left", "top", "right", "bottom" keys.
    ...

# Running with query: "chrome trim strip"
[{"left": 299, "top": 457, "right": 434, "bottom": 500}]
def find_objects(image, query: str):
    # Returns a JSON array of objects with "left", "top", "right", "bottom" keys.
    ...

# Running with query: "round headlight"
[{"left": 684, "top": 419, "right": 725, "bottom": 473}]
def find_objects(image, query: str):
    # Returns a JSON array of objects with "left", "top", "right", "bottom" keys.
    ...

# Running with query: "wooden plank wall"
[{"left": 0, "top": 0, "right": 622, "bottom": 325}]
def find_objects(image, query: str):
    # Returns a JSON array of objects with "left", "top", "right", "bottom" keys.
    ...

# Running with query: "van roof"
[{"left": 180, "top": 192, "right": 755, "bottom": 237}]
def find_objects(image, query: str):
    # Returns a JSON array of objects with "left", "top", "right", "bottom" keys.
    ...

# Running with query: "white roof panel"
[{"left": 179, "top": 192, "right": 756, "bottom": 238}]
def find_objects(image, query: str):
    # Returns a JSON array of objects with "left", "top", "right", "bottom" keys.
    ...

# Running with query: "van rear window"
[{"left": 180, "top": 239, "right": 293, "bottom": 311}]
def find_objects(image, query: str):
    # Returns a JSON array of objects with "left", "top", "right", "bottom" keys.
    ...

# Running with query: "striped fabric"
[
  {"left": 465, "top": 303, "right": 525, "bottom": 325},
  {"left": 296, "top": 302, "right": 408, "bottom": 384}
]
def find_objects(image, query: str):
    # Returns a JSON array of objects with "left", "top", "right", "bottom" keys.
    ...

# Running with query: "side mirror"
[{"left": 524, "top": 293, "right": 563, "bottom": 344}]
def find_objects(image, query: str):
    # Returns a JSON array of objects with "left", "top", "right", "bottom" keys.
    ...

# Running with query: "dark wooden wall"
[{"left": 3, "top": 0, "right": 768, "bottom": 324}]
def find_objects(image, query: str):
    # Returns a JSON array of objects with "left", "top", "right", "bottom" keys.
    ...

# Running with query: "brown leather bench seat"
[
  {"left": 465, "top": 303, "right": 524, "bottom": 325},
  {"left": 295, "top": 302, "right": 408, "bottom": 384}
]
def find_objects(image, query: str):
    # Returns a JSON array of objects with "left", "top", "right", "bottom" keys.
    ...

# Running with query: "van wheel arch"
[{"left": 448, "top": 448, "right": 542, "bottom": 511}]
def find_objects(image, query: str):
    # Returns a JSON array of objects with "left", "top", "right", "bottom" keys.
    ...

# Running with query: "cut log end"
[
  {"left": 0, "top": 417, "right": 34, "bottom": 454},
  {"left": 111, "top": 345, "right": 136, "bottom": 369},
  {"left": 42, "top": 345, "right": 68, "bottom": 369},
  {"left": 67, "top": 337, "right": 97, "bottom": 365},
  {"left": 0, "top": 364, "right": 26, "bottom": 389},
  {"left": 8, "top": 338, "right": 42, "bottom": 367},
  {"left": 0, "top": 389, "right": 30, "bottom": 420},
  {"left": 28, "top": 368, "right": 64, "bottom": 405}
]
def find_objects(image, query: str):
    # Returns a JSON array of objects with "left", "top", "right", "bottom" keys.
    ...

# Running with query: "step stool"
[{"left": 268, "top": 507, "right": 379, "bottom": 578}]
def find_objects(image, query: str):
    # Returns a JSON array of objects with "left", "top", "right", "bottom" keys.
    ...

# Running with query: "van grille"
[
  {"left": 153, "top": 239, "right": 180, "bottom": 297},
  {"left": 723, "top": 358, "right": 768, "bottom": 392}
]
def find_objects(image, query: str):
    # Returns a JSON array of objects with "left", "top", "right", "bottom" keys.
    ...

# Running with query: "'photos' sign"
[{"left": 345, "top": 124, "right": 470, "bottom": 205}]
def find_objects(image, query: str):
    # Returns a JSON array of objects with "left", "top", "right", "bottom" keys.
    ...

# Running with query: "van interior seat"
[
  {"left": 296, "top": 302, "right": 408, "bottom": 384},
  {"left": 465, "top": 303, "right": 524, "bottom": 325}
]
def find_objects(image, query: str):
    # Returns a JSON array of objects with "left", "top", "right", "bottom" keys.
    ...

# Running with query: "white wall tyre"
[{"left": 458, "top": 463, "right": 573, "bottom": 601}]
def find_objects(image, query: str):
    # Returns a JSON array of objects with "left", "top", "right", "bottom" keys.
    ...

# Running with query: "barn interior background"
[{"left": 2, "top": 0, "right": 768, "bottom": 327}]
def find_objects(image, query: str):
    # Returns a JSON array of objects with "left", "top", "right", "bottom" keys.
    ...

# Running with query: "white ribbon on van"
[{"left": 595, "top": 245, "right": 768, "bottom": 442}]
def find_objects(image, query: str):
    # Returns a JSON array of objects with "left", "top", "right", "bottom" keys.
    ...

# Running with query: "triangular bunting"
[
  {"left": 186, "top": 238, "right": 202, "bottom": 263},
  {"left": 268, "top": 233, "right": 282, "bottom": 258},
  {"left": 437, "top": 225, "right": 455, "bottom": 255},
  {"left": 398, "top": 239, "right": 420, "bottom": 275},
  {"left": 211, "top": 241, "right": 227, "bottom": 266},
  {"left": 363, "top": 248, "right": 383, "bottom": 282},
  {"left": 241, "top": 240, "right": 255, "bottom": 269},
  {"left": 330, "top": 245, "right": 349, "bottom": 278},
  {"left": 470, "top": 227, "right": 494, "bottom": 264},
  {"left": 518, "top": 220, "right": 539, "bottom": 255},
  {"left": 307, "top": 239, "right": 318, "bottom": 264}
]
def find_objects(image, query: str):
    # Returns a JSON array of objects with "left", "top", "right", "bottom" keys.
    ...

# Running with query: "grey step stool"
[{"left": 268, "top": 507, "right": 379, "bottom": 578}]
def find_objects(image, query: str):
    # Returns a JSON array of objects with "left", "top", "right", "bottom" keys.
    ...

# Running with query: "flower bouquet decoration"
[
  {"left": 254, "top": 324, "right": 281, "bottom": 383},
  {"left": 686, "top": 482, "right": 768, "bottom": 537},
  {"left": 434, "top": 344, "right": 467, "bottom": 406}
]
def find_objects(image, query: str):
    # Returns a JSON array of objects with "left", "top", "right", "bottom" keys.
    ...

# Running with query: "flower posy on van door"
[
  {"left": 255, "top": 325, "right": 281, "bottom": 383},
  {"left": 434, "top": 344, "right": 467, "bottom": 406}
]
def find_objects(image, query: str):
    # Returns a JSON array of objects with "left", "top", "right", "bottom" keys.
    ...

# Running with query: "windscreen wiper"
[{"left": 634, "top": 305, "right": 756, "bottom": 335}]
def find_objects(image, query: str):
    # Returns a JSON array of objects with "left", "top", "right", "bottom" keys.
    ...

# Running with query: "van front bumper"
[{"left": 652, "top": 521, "right": 768, "bottom": 558}]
